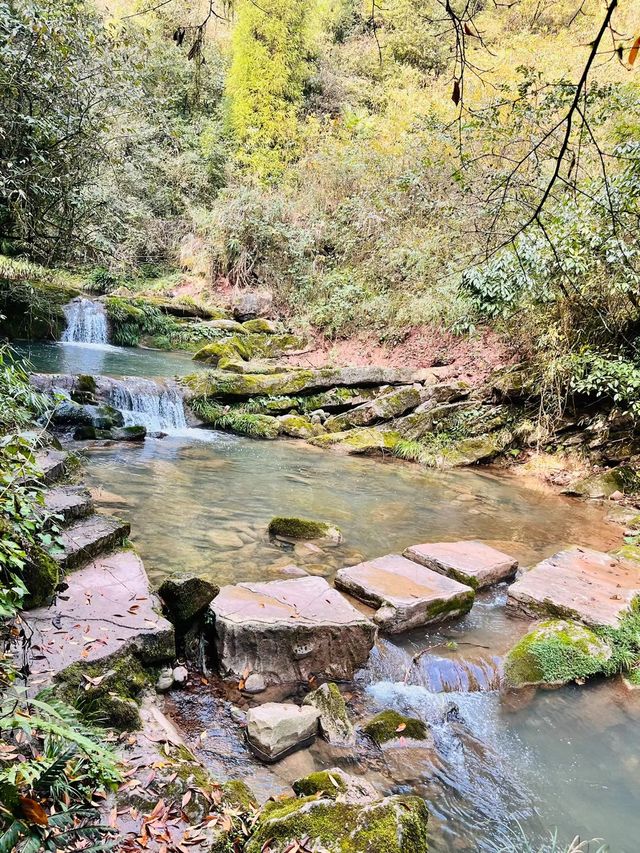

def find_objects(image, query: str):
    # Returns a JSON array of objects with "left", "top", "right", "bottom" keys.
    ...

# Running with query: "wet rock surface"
[
  {"left": 303, "top": 682, "right": 356, "bottom": 746},
  {"left": 506, "top": 546, "right": 640, "bottom": 628},
  {"left": 404, "top": 540, "right": 518, "bottom": 590},
  {"left": 210, "top": 576, "right": 377, "bottom": 686},
  {"left": 335, "top": 554, "right": 475, "bottom": 633},
  {"left": 43, "top": 484, "right": 94, "bottom": 522},
  {"left": 54, "top": 513, "right": 130, "bottom": 571}
]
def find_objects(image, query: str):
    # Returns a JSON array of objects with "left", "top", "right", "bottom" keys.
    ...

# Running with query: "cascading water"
[
  {"left": 61, "top": 298, "right": 109, "bottom": 344},
  {"left": 108, "top": 378, "right": 187, "bottom": 432}
]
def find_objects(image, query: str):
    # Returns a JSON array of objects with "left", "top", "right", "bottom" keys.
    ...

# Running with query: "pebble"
[
  {"left": 173, "top": 665, "right": 189, "bottom": 686},
  {"left": 243, "top": 673, "right": 266, "bottom": 694},
  {"left": 156, "top": 667, "right": 174, "bottom": 693}
]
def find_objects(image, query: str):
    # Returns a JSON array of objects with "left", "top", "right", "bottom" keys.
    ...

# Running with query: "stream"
[{"left": 17, "top": 332, "right": 640, "bottom": 852}]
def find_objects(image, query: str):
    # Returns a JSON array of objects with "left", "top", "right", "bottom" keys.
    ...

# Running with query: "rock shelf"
[{"left": 404, "top": 540, "right": 518, "bottom": 590}]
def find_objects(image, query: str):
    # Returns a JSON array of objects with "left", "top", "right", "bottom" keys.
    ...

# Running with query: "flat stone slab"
[
  {"left": 44, "top": 485, "right": 94, "bottom": 523},
  {"left": 210, "top": 576, "right": 376, "bottom": 686},
  {"left": 334, "top": 554, "right": 474, "bottom": 634},
  {"left": 55, "top": 513, "right": 130, "bottom": 571},
  {"left": 34, "top": 449, "right": 68, "bottom": 484},
  {"left": 20, "top": 550, "right": 174, "bottom": 689},
  {"left": 403, "top": 541, "right": 518, "bottom": 590},
  {"left": 506, "top": 547, "right": 640, "bottom": 628}
]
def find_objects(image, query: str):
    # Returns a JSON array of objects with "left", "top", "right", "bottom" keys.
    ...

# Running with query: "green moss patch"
[
  {"left": 363, "top": 710, "right": 428, "bottom": 745},
  {"left": 268, "top": 516, "right": 333, "bottom": 540},
  {"left": 504, "top": 619, "right": 613, "bottom": 688}
]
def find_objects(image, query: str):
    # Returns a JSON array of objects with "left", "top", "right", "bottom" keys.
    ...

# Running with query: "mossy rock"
[
  {"left": 268, "top": 516, "right": 342, "bottom": 543},
  {"left": 0, "top": 278, "right": 81, "bottom": 339},
  {"left": 566, "top": 466, "right": 640, "bottom": 499},
  {"left": 503, "top": 619, "right": 613, "bottom": 688},
  {"left": 325, "top": 386, "right": 421, "bottom": 432},
  {"left": 242, "top": 318, "right": 278, "bottom": 334},
  {"left": 363, "top": 710, "right": 428, "bottom": 745},
  {"left": 110, "top": 425, "right": 146, "bottom": 442},
  {"left": 278, "top": 413, "right": 325, "bottom": 439},
  {"left": 22, "top": 546, "right": 59, "bottom": 609},
  {"left": 303, "top": 682, "right": 355, "bottom": 745},
  {"left": 246, "top": 794, "right": 429, "bottom": 853},
  {"left": 158, "top": 573, "right": 219, "bottom": 625},
  {"left": 53, "top": 653, "right": 152, "bottom": 730},
  {"left": 311, "top": 427, "right": 401, "bottom": 456},
  {"left": 292, "top": 770, "right": 348, "bottom": 799}
]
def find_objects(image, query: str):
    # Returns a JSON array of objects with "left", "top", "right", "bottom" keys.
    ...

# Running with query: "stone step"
[
  {"left": 54, "top": 514, "right": 130, "bottom": 571},
  {"left": 334, "top": 554, "right": 475, "bottom": 634},
  {"left": 44, "top": 485, "right": 94, "bottom": 524},
  {"left": 506, "top": 547, "right": 640, "bottom": 629},
  {"left": 20, "top": 549, "right": 174, "bottom": 689},
  {"left": 34, "top": 449, "right": 69, "bottom": 484},
  {"left": 403, "top": 541, "right": 518, "bottom": 590},
  {"left": 210, "top": 575, "right": 376, "bottom": 688}
]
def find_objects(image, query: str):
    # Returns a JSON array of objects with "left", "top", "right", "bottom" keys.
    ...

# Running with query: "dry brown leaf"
[
  {"left": 19, "top": 797, "right": 48, "bottom": 826},
  {"left": 630, "top": 35, "right": 640, "bottom": 65}
]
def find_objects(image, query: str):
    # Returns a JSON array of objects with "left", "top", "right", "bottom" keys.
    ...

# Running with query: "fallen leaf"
[
  {"left": 20, "top": 797, "right": 48, "bottom": 826},
  {"left": 630, "top": 35, "right": 640, "bottom": 65}
]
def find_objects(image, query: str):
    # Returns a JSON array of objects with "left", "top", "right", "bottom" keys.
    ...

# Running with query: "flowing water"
[
  {"left": 15, "top": 342, "right": 640, "bottom": 851},
  {"left": 107, "top": 377, "right": 188, "bottom": 432},
  {"left": 61, "top": 297, "right": 109, "bottom": 344}
]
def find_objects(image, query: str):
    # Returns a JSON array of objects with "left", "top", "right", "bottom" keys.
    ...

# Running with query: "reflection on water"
[
  {"left": 82, "top": 432, "right": 618, "bottom": 590},
  {"left": 12, "top": 340, "right": 204, "bottom": 378},
  {"left": 79, "top": 428, "right": 638, "bottom": 852}
]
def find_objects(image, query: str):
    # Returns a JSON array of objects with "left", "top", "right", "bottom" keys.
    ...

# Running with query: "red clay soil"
[{"left": 281, "top": 325, "right": 516, "bottom": 388}]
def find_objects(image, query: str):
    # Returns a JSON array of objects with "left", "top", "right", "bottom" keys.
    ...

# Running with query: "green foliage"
[
  {"left": 190, "top": 398, "right": 281, "bottom": 438},
  {"left": 567, "top": 350, "right": 640, "bottom": 417},
  {"left": 227, "top": 0, "right": 313, "bottom": 180},
  {"left": 0, "top": 689, "right": 120, "bottom": 853},
  {"left": 0, "top": 0, "right": 119, "bottom": 260},
  {"left": 86, "top": 268, "right": 119, "bottom": 296},
  {"left": 104, "top": 298, "right": 174, "bottom": 347}
]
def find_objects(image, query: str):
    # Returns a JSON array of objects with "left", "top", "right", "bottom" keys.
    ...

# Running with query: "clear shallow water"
[
  {"left": 12, "top": 340, "right": 203, "bottom": 378},
  {"left": 81, "top": 430, "right": 638, "bottom": 852}
]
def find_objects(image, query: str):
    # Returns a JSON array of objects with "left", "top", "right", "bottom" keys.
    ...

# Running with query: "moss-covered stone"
[
  {"left": 278, "top": 413, "right": 325, "bottom": 439},
  {"left": 158, "top": 573, "right": 219, "bottom": 625},
  {"left": 246, "top": 793, "right": 429, "bottom": 853},
  {"left": 567, "top": 466, "right": 640, "bottom": 499},
  {"left": 311, "top": 427, "right": 401, "bottom": 456},
  {"left": 503, "top": 619, "right": 613, "bottom": 688},
  {"left": 268, "top": 516, "right": 341, "bottom": 543},
  {"left": 22, "top": 546, "right": 59, "bottom": 609},
  {"left": 293, "top": 770, "right": 348, "bottom": 799},
  {"left": 324, "top": 386, "right": 421, "bottom": 432},
  {"left": 242, "top": 318, "right": 278, "bottom": 334},
  {"left": 302, "top": 682, "right": 355, "bottom": 745},
  {"left": 53, "top": 653, "right": 152, "bottom": 730},
  {"left": 363, "top": 710, "right": 428, "bottom": 745},
  {"left": 0, "top": 278, "right": 81, "bottom": 339}
]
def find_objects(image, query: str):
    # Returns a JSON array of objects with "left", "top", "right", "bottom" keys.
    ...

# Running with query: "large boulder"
[
  {"left": 209, "top": 576, "right": 376, "bottom": 687},
  {"left": 324, "top": 385, "right": 423, "bottom": 432},
  {"left": 310, "top": 426, "right": 401, "bottom": 456},
  {"left": 503, "top": 619, "right": 613, "bottom": 688},
  {"left": 563, "top": 466, "right": 640, "bottom": 499},
  {"left": 245, "top": 702, "right": 320, "bottom": 761},
  {"left": 232, "top": 289, "right": 273, "bottom": 321},
  {"left": 303, "top": 682, "right": 356, "bottom": 746}
]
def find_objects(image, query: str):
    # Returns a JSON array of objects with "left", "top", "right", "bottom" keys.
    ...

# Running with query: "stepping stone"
[
  {"left": 19, "top": 550, "right": 174, "bottom": 689},
  {"left": 334, "top": 554, "right": 474, "bottom": 634},
  {"left": 506, "top": 547, "right": 640, "bottom": 629},
  {"left": 34, "top": 449, "right": 68, "bottom": 484},
  {"left": 210, "top": 576, "right": 376, "bottom": 687},
  {"left": 245, "top": 703, "right": 320, "bottom": 762},
  {"left": 55, "top": 513, "right": 130, "bottom": 571},
  {"left": 403, "top": 541, "right": 518, "bottom": 590},
  {"left": 44, "top": 485, "right": 94, "bottom": 524}
]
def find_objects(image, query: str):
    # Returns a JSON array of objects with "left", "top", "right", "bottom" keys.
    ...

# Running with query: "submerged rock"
[
  {"left": 292, "top": 768, "right": 377, "bottom": 802},
  {"left": 503, "top": 619, "right": 613, "bottom": 688},
  {"left": 404, "top": 540, "right": 518, "bottom": 590},
  {"left": 268, "top": 516, "right": 342, "bottom": 545},
  {"left": 246, "top": 790, "right": 429, "bottom": 853},
  {"left": 363, "top": 710, "right": 429, "bottom": 745},
  {"left": 335, "top": 553, "right": 474, "bottom": 633},
  {"left": 245, "top": 702, "right": 320, "bottom": 761},
  {"left": 210, "top": 576, "right": 376, "bottom": 687},
  {"left": 303, "top": 682, "right": 356, "bottom": 746}
]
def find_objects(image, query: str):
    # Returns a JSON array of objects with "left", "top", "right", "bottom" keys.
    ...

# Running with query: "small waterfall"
[
  {"left": 61, "top": 298, "right": 109, "bottom": 344},
  {"left": 108, "top": 378, "right": 187, "bottom": 432}
]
